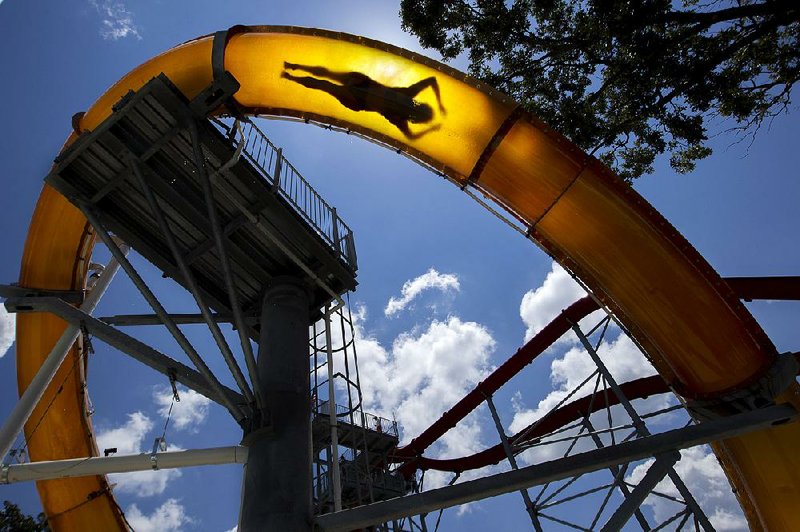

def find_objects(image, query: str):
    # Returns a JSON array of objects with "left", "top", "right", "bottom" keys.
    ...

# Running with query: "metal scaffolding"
[{"left": 310, "top": 302, "right": 415, "bottom": 531}]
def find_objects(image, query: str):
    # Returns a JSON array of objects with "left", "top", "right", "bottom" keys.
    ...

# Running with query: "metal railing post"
[
  {"left": 331, "top": 207, "right": 341, "bottom": 259},
  {"left": 346, "top": 234, "right": 357, "bottom": 270},
  {"left": 272, "top": 148, "right": 283, "bottom": 192}
]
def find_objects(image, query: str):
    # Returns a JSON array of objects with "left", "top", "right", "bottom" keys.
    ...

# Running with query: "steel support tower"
[{"left": 41, "top": 72, "right": 361, "bottom": 530}]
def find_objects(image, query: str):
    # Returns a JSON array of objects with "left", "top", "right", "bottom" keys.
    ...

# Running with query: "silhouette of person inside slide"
[{"left": 281, "top": 62, "right": 446, "bottom": 139}]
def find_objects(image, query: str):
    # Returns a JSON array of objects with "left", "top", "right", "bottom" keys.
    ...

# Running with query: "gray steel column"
[
  {"left": 600, "top": 452, "right": 679, "bottom": 532},
  {"left": 324, "top": 305, "right": 343, "bottom": 512},
  {"left": 485, "top": 395, "right": 544, "bottom": 532},
  {"left": 582, "top": 417, "right": 650, "bottom": 531},
  {"left": 240, "top": 277, "right": 312, "bottom": 531}
]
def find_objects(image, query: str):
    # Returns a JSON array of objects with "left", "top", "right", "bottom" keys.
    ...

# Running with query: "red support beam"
[
  {"left": 725, "top": 276, "right": 800, "bottom": 301},
  {"left": 392, "top": 296, "right": 599, "bottom": 463},
  {"left": 407, "top": 375, "right": 669, "bottom": 474}
]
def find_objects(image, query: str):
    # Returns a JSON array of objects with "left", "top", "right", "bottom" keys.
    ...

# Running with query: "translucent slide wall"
[{"left": 16, "top": 27, "right": 800, "bottom": 530}]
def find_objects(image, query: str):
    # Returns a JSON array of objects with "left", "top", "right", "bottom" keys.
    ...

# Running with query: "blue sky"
[{"left": 0, "top": 1, "right": 798, "bottom": 531}]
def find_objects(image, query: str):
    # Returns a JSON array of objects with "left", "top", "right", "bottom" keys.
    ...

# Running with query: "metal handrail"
[
  {"left": 314, "top": 400, "right": 398, "bottom": 438},
  {"left": 211, "top": 118, "right": 357, "bottom": 271}
]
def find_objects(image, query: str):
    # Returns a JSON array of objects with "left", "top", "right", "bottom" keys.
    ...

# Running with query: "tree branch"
[{"left": 659, "top": 0, "right": 800, "bottom": 27}]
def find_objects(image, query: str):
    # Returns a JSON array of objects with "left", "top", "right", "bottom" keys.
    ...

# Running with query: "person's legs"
[
  {"left": 281, "top": 71, "right": 361, "bottom": 111},
  {"left": 283, "top": 62, "right": 367, "bottom": 86}
]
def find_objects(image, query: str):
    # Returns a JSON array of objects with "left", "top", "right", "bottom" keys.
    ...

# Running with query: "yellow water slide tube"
[{"left": 16, "top": 26, "right": 800, "bottom": 530}]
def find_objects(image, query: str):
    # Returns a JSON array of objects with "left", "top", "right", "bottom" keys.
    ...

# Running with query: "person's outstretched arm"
[
  {"left": 390, "top": 118, "right": 442, "bottom": 140},
  {"left": 403, "top": 77, "right": 446, "bottom": 114}
]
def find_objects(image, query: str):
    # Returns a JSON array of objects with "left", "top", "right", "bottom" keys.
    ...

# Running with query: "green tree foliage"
[
  {"left": 400, "top": 0, "right": 799, "bottom": 180},
  {"left": 0, "top": 501, "right": 48, "bottom": 532}
]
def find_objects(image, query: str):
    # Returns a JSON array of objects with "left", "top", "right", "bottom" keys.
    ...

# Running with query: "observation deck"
[
  {"left": 46, "top": 73, "right": 357, "bottom": 317},
  {"left": 312, "top": 400, "right": 399, "bottom": 459},
  {"left": 312, "top": 401, "right": 406, "bottom": 506}
]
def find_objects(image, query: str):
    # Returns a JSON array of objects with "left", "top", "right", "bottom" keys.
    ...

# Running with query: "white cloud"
[
  {"left": 520, "top": 262, "right": 600, "bottom": 343},
  {"left": 384, "top": 268, "right": 460, "bottom": 317},
  {"left": 126, "top": 499, "right": 193, "bottom": 532},
  {"left": 339, "top": 304, "right": 496, "bottom": 491},
  {"left": 89, "top": 0, "right": 141, "bottom": 41},
  {"left": 0, "top": 304, "right": 16, "bottom": 358},
  {"left": 96, "top": 412, "right": 152, "bottom": 455},
  {"left": 340, "top": 305, "right": 391, "bottom": 410},
  {"left": 357, "top": 314, "right": 494, "bottom": 443},
  {"left": 386, "top": 318, "right": 493, "bottom": 442},
  {"left": 96, "top": 412, "right": 182, "bottom": 497},
  {"left": 110, "top": 467, "right": 181, "bottom": 498},
  {"left": 626, "top": 446, "right": 746, "bottom": 530},
  {"left": 153, "top": 385, "right": 211, "bottom": 433}
]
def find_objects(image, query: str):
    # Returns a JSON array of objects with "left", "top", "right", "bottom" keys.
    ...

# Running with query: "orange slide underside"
[{"left": 16, "top": 27, "right": 800, "bottom": 530}]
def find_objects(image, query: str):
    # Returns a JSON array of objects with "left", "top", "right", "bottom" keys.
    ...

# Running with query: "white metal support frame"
[
  {"left": 1, "top": 446, "right": 247, "bottom": 484},
  {"left": 324, "top": 303, "right": 343, "bottom": 512},
  {"left": 0, "top": 244, "right": 129, "bottom": 462}
]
